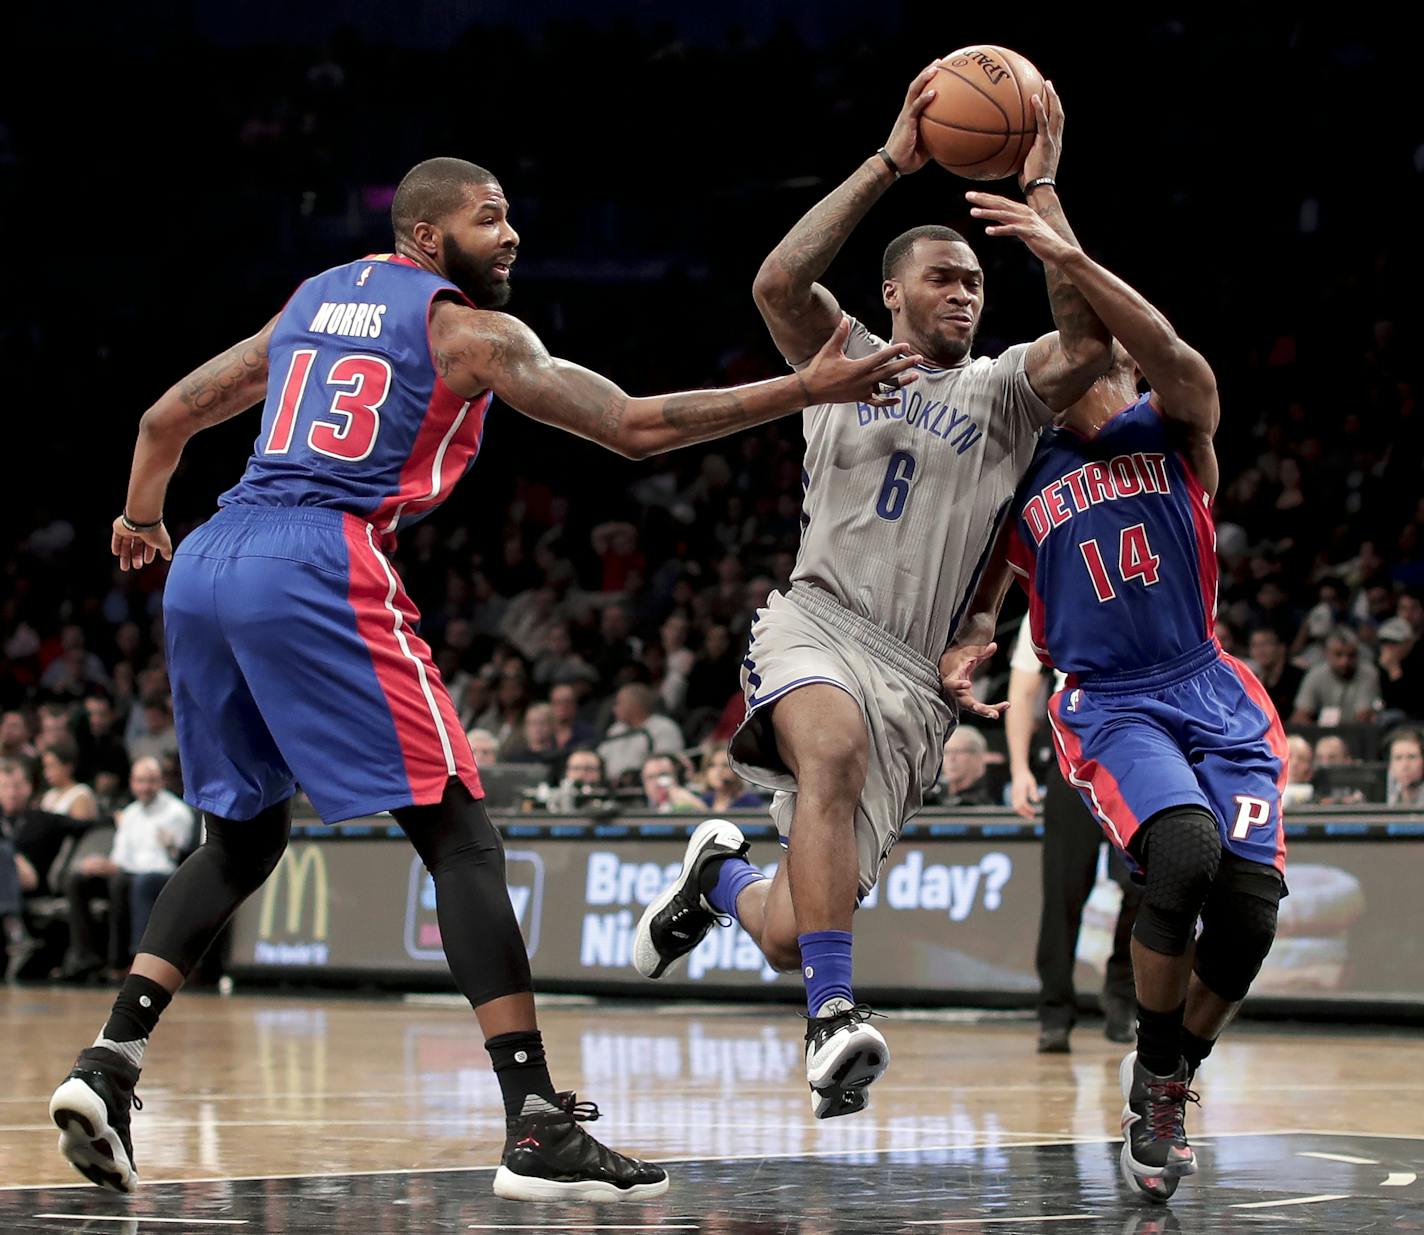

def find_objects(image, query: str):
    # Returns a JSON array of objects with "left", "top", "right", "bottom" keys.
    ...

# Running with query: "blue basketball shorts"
[
  {"left": 163, "top": 505, "right": 480, "bottom": 823},
  {"left": 1045, "top": 639, "right": 1287, "bottom": 874}
]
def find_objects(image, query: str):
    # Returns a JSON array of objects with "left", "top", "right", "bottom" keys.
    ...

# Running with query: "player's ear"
[
  {"left": 410, "top": 220, "right": 441, "bottom": 259},
  {"left": 882, "top": 278, "right": 899, "bottom": 312}
]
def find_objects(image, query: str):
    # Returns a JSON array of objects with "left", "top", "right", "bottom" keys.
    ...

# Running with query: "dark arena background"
[{"left": 2, "top": 5, "right": 1422, "bottom": 1233}]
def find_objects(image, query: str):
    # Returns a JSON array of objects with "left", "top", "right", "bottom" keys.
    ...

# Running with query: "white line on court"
[
  {"left": 467, "top": 1227, "right": 698, "bottom": 1231},
  {"left": 906, "top": 1217, "right": 1099, "bottom": 1227},
  {"left": 1382, "top": 1173, "right": 1417, "bottom": 1186},
  {"left": 34, "top": 1216, "right": 247, "bottom": 1226},
  {"left": 1231, "top": 1194, "right": 1352, "bottom": 1209},
  {"left": 1298, "top": 1151, "right": 1379, "bottom": 1165}
]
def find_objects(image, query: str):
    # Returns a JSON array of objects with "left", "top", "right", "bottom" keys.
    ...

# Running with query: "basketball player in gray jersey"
[{"left": 634, "top": 66, "right": 1111, "bottom": 1117}]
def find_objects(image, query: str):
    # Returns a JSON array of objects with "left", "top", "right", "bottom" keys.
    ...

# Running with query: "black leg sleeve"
[
  {"left": 137, "top": 800, "right": 292, "bottom": 975},
  {"left": 393, "top": 780, "right": 533, "bottom": 1008}
]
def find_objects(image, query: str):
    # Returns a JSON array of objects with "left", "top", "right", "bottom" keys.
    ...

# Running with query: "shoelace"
[
  {"left": 804, "top": 1003, "right": 885, "bottom": 1044},
  {"left": 557, "top": 1092, "right": 600, "bottom": 1123},
  {"left": 1144, "top": 1079, "right": 1198, "bottom": 1142}
]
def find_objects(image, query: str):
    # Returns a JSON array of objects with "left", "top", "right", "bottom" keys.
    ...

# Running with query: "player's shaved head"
[
  {"left": 882, "top": 225, "right": 970, "bottom": 281},
  {"left": 391, "top": 157, "right": 500, "bottom": 240}
]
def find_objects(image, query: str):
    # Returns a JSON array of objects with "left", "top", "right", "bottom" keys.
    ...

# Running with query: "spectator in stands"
[
  {"left": 77, "top": 691, "right": 130, "bottom": 804},
  {"left": 1386, "top": 728, "right": 1424, "bottom": 806},
  {"left": 1314, "top": 734, "right": 1354, "bottom": 767},
  {"left": 1283, "top": 734, "right": 1315, "bottom": 808},
  {"left": 465, "top": 728, "right": 499, "bottom": 768},
  {"left": 38, "top": 626, "right": 112, "bottom": 699},
  {"left": 0, "top": 758, "right": 88, "bottom": 899},
  {"left": 549, "top": 683, "right": 596, "bottom": 754},
  {"left": 1, "top": 711, "right": 35, "bottom": 761},
  {"left": 62, "top": 757, "right": 195, "bottom": 981},
  {"left": 696, "top": 744, "right": 765, "bottom": 812},
  {"left": 537, "top": 748, "right": 612, "bottom": 814},
  {"left": 501, "top": 703, "right": 560, "bottom": 767},
  {"left": 562, "top": 748, "right": 607, "bottom": 789},
  {"left": 127, "top": 693, "right": 179, "bottom": 764},
  {"left": 684, "top": 624, "right": 739, "bottom": 716},
  {"left": 640, "top": 754, "right": 703, "bottom": 814},
  {"left": 1249, "top": 626, "right": 1305, "bottom": 720},
  {"left": 39, "top": 739, "right": 97, "bottom": 821},
  {"left": 933, "top": 728, "right": 995, "bottom": 807},
  {"left": 597, "top": 683, "right": 685, "bottom": 786},
  {"left": 590, "top": 604, "right": 640, "bottom": 691},
  {"left": 1292, "top": 628, "right": 1381, "bottom": 725},
  {"left": 472, "top": 663, "right": 531, "bottom": 749},
  {"left": 36, "top": 702, "right": 73, "bottom": 754},
  {"left": 1377, "top": 616, "right": 1423, "bottom": 720},
  {"left": 532, "top": 623, "right": 598, "bottom": 691}
]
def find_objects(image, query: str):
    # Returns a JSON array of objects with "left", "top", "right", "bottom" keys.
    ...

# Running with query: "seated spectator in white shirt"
[
  {"left": 39, "top": 739, "right": 98, "bottom": 822},
  {"left": 62, "top": 758, "right": 195, "bottom": 980},
  {"left": 1282, "top": 734, "right": 1315, "bottom": 808},
  {"left": 597, "top": 685, "right": 685, "bottom": 787}
]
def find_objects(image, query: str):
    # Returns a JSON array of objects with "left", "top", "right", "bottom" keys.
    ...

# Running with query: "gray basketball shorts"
[{"left": 728, "top": 585, "right": 955, "bottom": 897}]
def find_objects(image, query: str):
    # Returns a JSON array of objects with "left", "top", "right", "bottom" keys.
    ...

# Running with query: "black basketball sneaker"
[
  {"left": 1119, "top": 1051, "right": 1198, "bottom": 1195},
  {"left": 49, "top": 1046, "right": 142, "bottom": 1192},
  {"left": 493, "top": 1092, "right": 669, "bottom": 1202},
  {"left": 633, "top": 818, "right": 747, "bottom": 979},
  {"left": 804, "top": 1000, "right": 890, "bottom": 1119}
]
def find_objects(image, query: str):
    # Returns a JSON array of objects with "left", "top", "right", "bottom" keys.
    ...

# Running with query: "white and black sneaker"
[
  {"left": 493, "top": 1092, "right": 669, "bottom": 1202},
  {"left": 804, "top": 999, "right": 889, "bottom": 1119},
  {"left": 50, "top": 1047, "right": 142, "bottom": 1192},
  {"left": 1119, "top": 1050, "right": 1197, "bottom": 1197},
  {"left": 632, "top": 818, "right": 747, "bottom": 979}
]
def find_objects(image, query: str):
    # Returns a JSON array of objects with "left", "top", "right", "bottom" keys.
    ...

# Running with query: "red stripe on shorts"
[
  {"left": 342, "top": 516, "right": 481, "bottom": 805},
  {"left": 1047, "top": 689, "right": 1140, "bottom": 853}
]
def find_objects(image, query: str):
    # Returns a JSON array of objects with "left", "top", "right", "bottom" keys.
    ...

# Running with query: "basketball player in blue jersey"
[
  {"left": 47, "top": 157, "right": 920, "bottom": 1202},
  {"left": 949, "top": 189, "right": 1289, "bottom": 1204}
]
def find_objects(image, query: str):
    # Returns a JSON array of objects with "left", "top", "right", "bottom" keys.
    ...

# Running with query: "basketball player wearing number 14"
[
  {"left": 634, "top": 68, "right": 1113, "bottom": 1118},
  {"left": 955, "top": 191, "right": 1289, "bottom": 1203},
  {"left": 46, "top": 157, "right": 920, "bottom": 1203}
]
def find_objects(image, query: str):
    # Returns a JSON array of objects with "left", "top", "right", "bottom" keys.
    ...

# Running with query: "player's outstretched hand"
[
  {"left": 882, "top": 63, "right": 941, "bottom": 176},
  {"left": 800, "top": 317, "right": 921, "bottom": 408},
  {"left": 967, "top": 192, "right": 1079, "bottom": 266},
  {"left": 1017, "top": 79, "right": 1063, "bottom": 191},
  {"left": 938, "top": 640, "right": 1009, "bottom": 721},
  {"left": 111, "top": 516, "right": 173, "bottom": 572},
  {"left": 1010, "top": 768, "right": 1042, "bottom": 819}
]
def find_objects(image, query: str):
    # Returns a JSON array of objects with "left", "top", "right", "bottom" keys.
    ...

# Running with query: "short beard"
[{"left": 441, "top": 233, "right": 512, "bottom": 309}]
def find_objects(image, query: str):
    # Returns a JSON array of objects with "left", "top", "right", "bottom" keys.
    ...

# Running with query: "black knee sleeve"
[
  {"left": 394, "top": 781, "right": 531, "bottom": 1007},
  {"left": 1131, "top": 807, "right": 1221, "bottom": 956},
  {"left": 139, "top": 799, "right": 292, "bottom": 974},
  {"left": 1194, "top": 856, "right": 1283, "bottom": 1002}
]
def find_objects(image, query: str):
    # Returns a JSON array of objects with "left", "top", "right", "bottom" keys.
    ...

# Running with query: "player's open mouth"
[
  {"left": 491, "top": 257, "right": 515, "bottom": 279},
  {"left": 943, "top": 314, "right": 973, "bottom": 327}
]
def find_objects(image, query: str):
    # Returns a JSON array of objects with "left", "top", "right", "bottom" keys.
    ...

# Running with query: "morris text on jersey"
[
  {"left": 856, "top": 389, "right": 983, "bottom": 455},
  {"left": 1022, "top": 451, "right": 1171, "bottom": 545},
  {"left": 309, "top": 302, "right": 388, "bottom": 339}
]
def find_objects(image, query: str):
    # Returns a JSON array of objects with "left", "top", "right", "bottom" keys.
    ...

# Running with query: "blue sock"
[
  {"left": 703, "top": 856, "right": 768, "bottom": 921},
  {"left": 799, "top": 930, "right": 854, "bottom": 1017}
]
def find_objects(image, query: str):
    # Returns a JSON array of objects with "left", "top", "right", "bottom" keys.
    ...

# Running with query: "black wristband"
[
  {"left": 1023, "top": 176, "right": 1057, "bottom": 196},
  {"left": 875, "top": 147, "right": 902, "bottom": 180},
  {"left": 121, "top": 511, "right": 164, "bottom": 532}
]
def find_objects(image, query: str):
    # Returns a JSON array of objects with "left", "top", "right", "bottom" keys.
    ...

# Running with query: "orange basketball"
[{"left": 919, "top": 45, "right": 1045, "bottom": 180}]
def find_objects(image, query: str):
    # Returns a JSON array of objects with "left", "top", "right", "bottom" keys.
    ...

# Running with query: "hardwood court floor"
[{"left": 2, "top": 988, "right": 1422, "bottom": 1232}]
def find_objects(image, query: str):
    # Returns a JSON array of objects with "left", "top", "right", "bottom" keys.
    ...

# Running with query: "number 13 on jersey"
[
  {"left": 264, "top": 350, "right": 391, "bottom": 462},
  {"left": 1078, "top": 523, "right": 1160, "bottom": 603}
]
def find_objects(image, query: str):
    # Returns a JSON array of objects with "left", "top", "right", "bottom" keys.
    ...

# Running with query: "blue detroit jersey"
[
  {"left": 220, "top": 255, "right": 492, "bottom": 540},
  {"left": 1007, "top": 393, "right": 1218, "bottom": 678}
]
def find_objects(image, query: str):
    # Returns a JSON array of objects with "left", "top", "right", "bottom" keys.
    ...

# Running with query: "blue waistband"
[
  {"left": 1071, "top": 638, "right": 1223, "bottom": 695},
  {"left": 212, "top": 504, "right": 362, "bottom": 530}
]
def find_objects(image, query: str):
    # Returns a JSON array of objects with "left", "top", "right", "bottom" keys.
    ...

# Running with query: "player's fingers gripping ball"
[{"left": 919, "top": 45, "right": 1044, "bottom": 180}]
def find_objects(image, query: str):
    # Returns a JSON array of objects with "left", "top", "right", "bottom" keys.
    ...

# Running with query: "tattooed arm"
[
  {"left": 113, "top": 315, "right": 276, "bottom": 570},
  {"left": 429, "top": 304, "right": 920, "bottom": 460},
  {"left": 752, "top": 64, "right": 941, "bottom": 365}
]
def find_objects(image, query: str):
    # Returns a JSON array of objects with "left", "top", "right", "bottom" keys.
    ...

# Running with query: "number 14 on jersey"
[{"left": 1078, "top": 523, "right": 1160, "bottom": 603}]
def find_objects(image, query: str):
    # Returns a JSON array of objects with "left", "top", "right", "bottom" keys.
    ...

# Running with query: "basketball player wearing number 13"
[
  {"left": 634, "top": 67, "right": 1114, "bottom": 1117},
  {"left": 954, "top": 191, "right": 1289, "bottom": 1203},
  {"left": 46, "top": 157, "right": 919, "bottom": 1203}
]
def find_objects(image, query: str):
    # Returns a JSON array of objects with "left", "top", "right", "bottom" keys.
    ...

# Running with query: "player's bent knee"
[
  {"left": 1194, "top": 860, "right": 1282, "bottom": 1002},
  {"left": 761, "top": 933, "right": 803, "bottom": 974},
  {"left": 1131, "top": 806, "right": 1222, "bottom": 957}
]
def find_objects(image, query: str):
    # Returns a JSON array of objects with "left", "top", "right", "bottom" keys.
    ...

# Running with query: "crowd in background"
[{"left": 2, "top": 14, "right": 1421, "bottom": 979}]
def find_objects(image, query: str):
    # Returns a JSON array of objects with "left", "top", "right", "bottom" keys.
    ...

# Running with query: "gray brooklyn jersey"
[{"left": 792, "top": 317, "right": 1055, "bottom": 661}]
